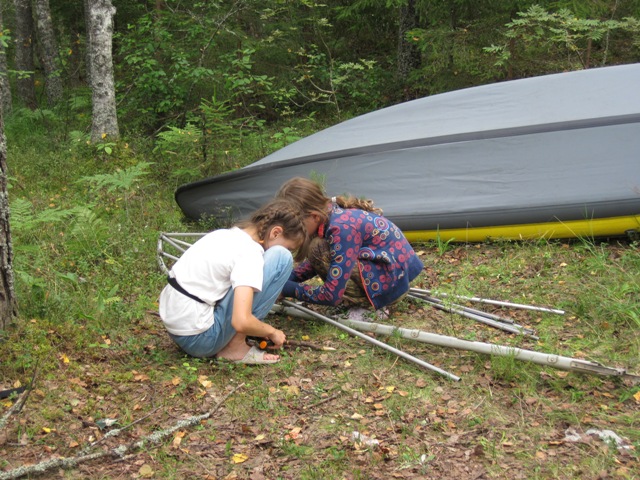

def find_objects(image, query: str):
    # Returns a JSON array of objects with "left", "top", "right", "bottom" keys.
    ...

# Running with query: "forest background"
[{"left": 0, "top": 1, "right": 639, "bottom": 479}]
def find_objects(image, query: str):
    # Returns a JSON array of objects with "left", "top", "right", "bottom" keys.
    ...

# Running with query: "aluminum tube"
[
  {"left": 410, "top": 288, "right": 565, "bottom": 315},
  {"left": 408, "top": 294, "right": 538, "bottom": 339},
  {"left": 336, "top": 319, "right": 637, "bottom": 380},
  {"left": 281, "top": 300, "right": 460, "bottom": 381},
  {"left": 272, "top": 304, "right": 638, "bottom": 382},
  {"left": 417, "top": 295, "right": 516, "bottom": 324}
]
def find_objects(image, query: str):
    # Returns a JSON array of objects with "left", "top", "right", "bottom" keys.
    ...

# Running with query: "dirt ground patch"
[{"left": 1, "top": 243, "right": 639, "bottom": 479}]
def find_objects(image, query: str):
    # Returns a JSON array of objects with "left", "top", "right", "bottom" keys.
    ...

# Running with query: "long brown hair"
[
  {"left": 235, "top": 198, "right": 307, "bottom": 261},
  {"left": 276, "top": 177, "right": 382, "bottom": 225}
]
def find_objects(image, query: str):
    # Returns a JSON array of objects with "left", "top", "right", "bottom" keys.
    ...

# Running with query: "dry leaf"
[
  {"left": 173, "top": 431, "right": 186, "bottom": 447},
  {"left": 535, "top": 451, "right": 547, "bottom": 460},
  {"left": 171, "top": 377, "right": 181, "bottom": 386},
  {"left": 283, "top": 385, "right": 300, "bottom": 396},
  {"left": 60, "top": 353, "right": 70, "bottom": 364},
  {"left": 198, "top": 375, "right": 212, "bottom": 388},
  {"left": 231, "top": 453, "right": 249, "bottom": 464},
  {"left": 633, "top": 391, "right": 640, "bottom": 403},
  {"left": 139, "top": 464, "right": 154, "bottom": 478}
]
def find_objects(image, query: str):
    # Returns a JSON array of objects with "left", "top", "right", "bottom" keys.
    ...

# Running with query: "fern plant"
[{"left": 76, "top": 161, "right": 154, "bottom": 197}]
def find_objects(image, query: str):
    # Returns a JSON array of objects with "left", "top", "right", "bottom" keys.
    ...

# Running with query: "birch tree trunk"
[
  {"left": 0, "top": 3, "right": 13, "bottom": 115},
  {"left": 34, "top": 0, "right": 63, "bottom": 105},
  {"left": 13, "top": 0, "right": 37, "bottom": 109},
  {"left": 0, "top": 83, "right": 17, "bottom": 331},
  {"left": 87, "top": 0, "right": 119, "bottom": 143}
]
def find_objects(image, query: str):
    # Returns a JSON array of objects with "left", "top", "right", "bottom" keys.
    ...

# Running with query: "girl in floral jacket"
[{"left": 278, "top": 177, "right": 423, "bottom": 310}]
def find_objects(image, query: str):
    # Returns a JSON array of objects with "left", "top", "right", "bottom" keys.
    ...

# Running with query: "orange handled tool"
[{"left": 246, "top": 336, "right": 274, "bottom": 350}]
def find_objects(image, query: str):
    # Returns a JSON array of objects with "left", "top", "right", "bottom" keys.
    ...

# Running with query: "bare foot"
[{"left": 216, "top": 344, "right": 280, "bottom": 362}]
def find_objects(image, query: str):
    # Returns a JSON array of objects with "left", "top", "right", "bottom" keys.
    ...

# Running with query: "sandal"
[{"left": 219, "top": 345, "right": 280, "bottom": 365}]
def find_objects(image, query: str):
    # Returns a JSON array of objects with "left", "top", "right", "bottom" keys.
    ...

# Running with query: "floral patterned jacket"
[{"left": 282, "top": 205, "right": 424, "bottom": 309}]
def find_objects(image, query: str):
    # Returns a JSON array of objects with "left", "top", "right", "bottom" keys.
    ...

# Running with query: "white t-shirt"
[{"left": 159, "top": 227, "right": 264, "bottom": 336}]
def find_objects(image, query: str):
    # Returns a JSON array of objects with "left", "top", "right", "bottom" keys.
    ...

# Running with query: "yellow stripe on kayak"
[{"left": 404, "top": 215, "right": 640, "bottom": 243}]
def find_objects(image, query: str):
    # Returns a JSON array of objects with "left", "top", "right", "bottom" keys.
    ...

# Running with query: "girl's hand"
[{"left": 268, "top": 329, "right": 286, "bottom": 348}]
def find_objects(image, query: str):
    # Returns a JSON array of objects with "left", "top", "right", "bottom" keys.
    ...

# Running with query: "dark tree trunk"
[
  {"left": 83, "top": 0, "right": 92, "bottom": 84},
  {"left": 13, "top": 0, "right": 37, "bottom": 109},
  {"left": 0, "top": 3, "right": 12, "bottom": 115},
  {"left": 34, "top": 0, "right": 63, "bottom": 104},
  {"left": 0, "top": 83, "right": 17, "bottom": 331},
  {"left": 397, "top": 0, "right": 421, "bottom": 100},
  {"left": 87, "top": 0, "right": 119, "bottom": 142}
]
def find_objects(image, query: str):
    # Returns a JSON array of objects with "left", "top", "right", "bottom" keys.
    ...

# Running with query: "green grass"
[{"left": 0, "top": 111, "right": 639, "bottom": 479}]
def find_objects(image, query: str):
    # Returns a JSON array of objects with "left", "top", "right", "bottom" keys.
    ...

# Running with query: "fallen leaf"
[
  {"left": 198, "top": 375, "right": 212, "bottom": 388},
  {"left": 69, "top": 441, "right": 79, "bottom": 448},
  {"left": 69, "top": 378, "right": 88, "bottom": 388},
  {"left": 139, "top": 464, "right": 154, "bottom": 478},
  {"left": 231, "top": 453, "right": 249, "bottom": 464},
  {"left": 60, "top": 353, "right": 70, "bottom": 364},
  {"left": 283, "top": 385, "right": 300, "bottom": 396},
  {"left": 633, "top": 391, "right": 640, "bottom": 403},
  {"left": 171, "top": 377, "right": 181, "bottom": 386},
  {"left": 173, "top": 431, "right": 186, "bottom": 447}
]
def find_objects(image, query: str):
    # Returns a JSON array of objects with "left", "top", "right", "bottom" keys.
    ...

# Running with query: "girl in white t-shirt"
[{"left": 160, "top": 199, "right": 306, "bottom": 364}]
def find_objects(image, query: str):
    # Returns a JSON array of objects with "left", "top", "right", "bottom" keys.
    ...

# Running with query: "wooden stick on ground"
[{"left": 0, "top": 383, "right": 245, "bottom": 480}]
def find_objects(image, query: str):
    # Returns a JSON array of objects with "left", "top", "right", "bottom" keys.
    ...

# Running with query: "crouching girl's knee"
[{"left": 264, "top": 245, "right": 294, "bottom": 274}]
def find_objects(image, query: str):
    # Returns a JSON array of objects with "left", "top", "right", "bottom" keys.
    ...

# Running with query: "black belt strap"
[{"left": 167, "top": 276, "right": 206, "bottom": 304}]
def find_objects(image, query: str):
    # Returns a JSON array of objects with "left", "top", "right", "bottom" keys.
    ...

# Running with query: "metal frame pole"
[
  {"left": 272, "top": 304, "right": 639, "bottom": 383},
  {"left": 281, "top": 300, "right": 461, "bottom": 381},
  {"left": 408, "top": 293, "right": 538, "bottom": 338},
  {"left": 410, "top": 288, "right": 566, "bottom": 315}
]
